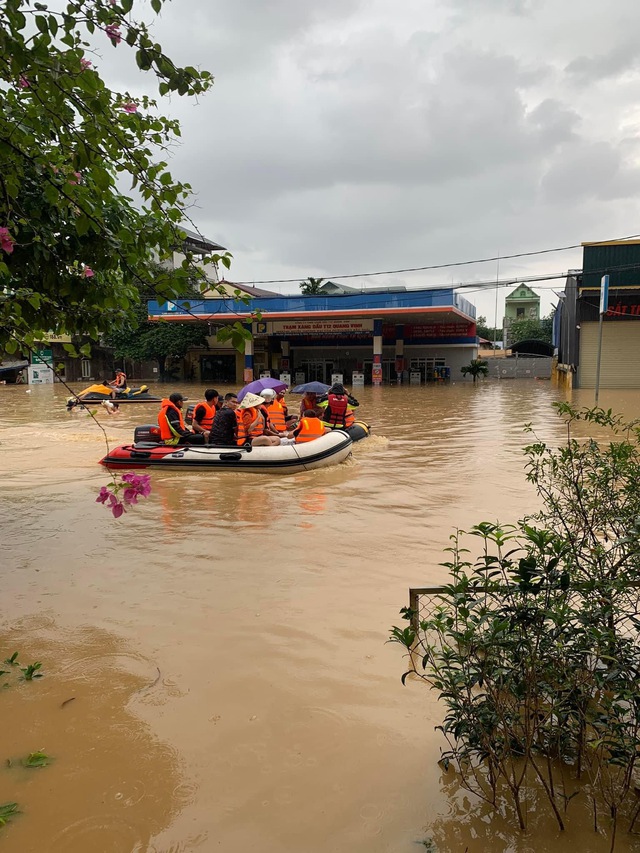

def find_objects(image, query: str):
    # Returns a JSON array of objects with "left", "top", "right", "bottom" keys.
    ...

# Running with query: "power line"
[{"left": 231, "top": 232, "right": 640, "bottom": 286}]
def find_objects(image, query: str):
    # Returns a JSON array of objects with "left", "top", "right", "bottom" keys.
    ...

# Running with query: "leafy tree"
[
  {"left": 0, "top": 0, "right": 234, "bottom": 362},
  {"left": 299, "top": 277, "right": 325, "bottom": 295},
  {"left": 508, "top": 315, "right": 554, "bottom": 346},
  {"left": 475, "top": 315, "right": 501, "bottom": 343},
  {"left": 460, "top": 358, "right": 489, "bottom": 382},
  {"left": 107, "top": 304, "right": 208, "bottom": 380}
]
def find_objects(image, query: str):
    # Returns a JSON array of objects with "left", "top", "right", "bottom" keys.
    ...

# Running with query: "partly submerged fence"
[{"left": 408, "top": 583, "right": 640, "bottom": 634}]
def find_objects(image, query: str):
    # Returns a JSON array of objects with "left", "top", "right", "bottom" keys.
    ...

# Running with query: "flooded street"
[{"left": 2, "top": 380, "right": 640, "bottom": 852}]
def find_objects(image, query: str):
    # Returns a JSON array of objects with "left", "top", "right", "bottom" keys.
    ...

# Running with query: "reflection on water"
[{"left": 2, "top": 380, "right": 640, "bottom": 852}]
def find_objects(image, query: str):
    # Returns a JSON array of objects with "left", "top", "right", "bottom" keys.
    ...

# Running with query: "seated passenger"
[
  {"left": 293, "top": 410, "right": 328, "bottom": 443},
  {"left": 158, "top": 393, "right": 205, "bottom": 446},
  {"left": 258, "top": 389, "right": 287, "bottom": 437},
  {"left": 319, "top": 383, "right": 358, "bottom": 429},
  {"left": 209, "top": 393, "right": 239, "bottom": 446},
  {"left": 236, "top": 393, "right": 280, "bottom": 447},
  {"left": 299, "top": 391, "right": 323, "bottom": 418},
  {"left": 192, "top": 388, "right": 220, "bottom": 442}
]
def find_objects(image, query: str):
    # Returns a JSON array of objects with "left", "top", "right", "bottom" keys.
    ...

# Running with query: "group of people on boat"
[{"left": 158, "top": 383, "right": 359, "bottom": 448}]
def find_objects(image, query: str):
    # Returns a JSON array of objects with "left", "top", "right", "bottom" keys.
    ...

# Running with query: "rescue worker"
[
  {"left": 208, "top": 393, "right": 240, "bottom": 446},
  {"left": 158, "top": 393, "right": 205, "bottom": 446},
  {"left": 266, "top": 388, "right": 289, "bottom": 432},
  {"left": 108, "top": 369, "right": 127, "bottom": 392},
  {"left": 319, "top": 383, "right": 358, "bottom": 429},
  {"left": 191, "top": 388, "right": 220, "bottom": 441},
  {"left": 259, "top": 388, "right": 287, "bottom": 436},
  {"left": 236, "top": 393, "right": 280, "bottom": 447},
  {"left": 293, "top": 410, "right": 328, "bottom": 443}
]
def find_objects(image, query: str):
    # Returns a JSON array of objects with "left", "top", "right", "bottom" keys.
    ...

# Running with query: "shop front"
[{"left": 148, "top": 288, "right": 478, "bottom": 386}]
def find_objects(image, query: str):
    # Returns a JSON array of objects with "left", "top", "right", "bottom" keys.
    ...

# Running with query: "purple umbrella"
[{"left": 237, "top": 377, "right": 288, "bottom": 402}]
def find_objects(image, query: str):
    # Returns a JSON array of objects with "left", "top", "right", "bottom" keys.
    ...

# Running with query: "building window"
[
  {"left": 517, "top": 307, "right": 525, "bottom": 318},
  {"left": 81, "top": 359, "right": 92, "bottom": 378}
]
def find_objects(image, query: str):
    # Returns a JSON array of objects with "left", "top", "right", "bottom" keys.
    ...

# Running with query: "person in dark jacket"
[{"left": 208, "top": 393, "right": 240, "bottom": 446}]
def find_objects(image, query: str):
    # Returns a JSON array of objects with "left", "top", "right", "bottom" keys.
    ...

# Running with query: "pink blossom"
[
  {"left": 105, "top": 23, "right": 122, "bottom": 44},
  {"left": 68, "top": 171, "right": 82, "bottom": 185},
  {"left": 96, "top": 486, "right": 113, "bottom": 504},
  {"left": 80, "top": 58, "right": 92, "bottom": 70},
  {"left": 111, "top": 501, "right": 124, "bottom": 518},
  {"left": 0, "top": 227, "right": 15, "bottom": 254},
  {"left": 121, "top": 473, "right": 152, "bottom": 502},
  {"left": 122, "top": 102, "right": 138, "bottom": 113},
  {"left": 82, "top": 267, "right": 95, "bottom": 278},
  {"left": 18, "top": 76, "right": 30, "bottom": 89}
]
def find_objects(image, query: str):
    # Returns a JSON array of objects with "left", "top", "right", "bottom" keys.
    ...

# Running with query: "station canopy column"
[
  {"left": 372, "top": 319, "right": 383, "bottom": 386},
  {"left": 244, "top": 323, "right": 254, "bottom": 382},
  {"left": 395, "top": 325, "right": 404, "bottom": 383}
]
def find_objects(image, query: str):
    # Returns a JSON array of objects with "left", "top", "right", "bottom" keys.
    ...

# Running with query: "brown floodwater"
[{"left": 2, "top": 379, "right": 640, "bottom": 853}]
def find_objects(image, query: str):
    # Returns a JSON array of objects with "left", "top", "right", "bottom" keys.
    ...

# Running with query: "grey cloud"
[
  {"left": 566, "top": 41, "right": 640, "bottom": 85},
  {"left": 63, "top": 0, "right": 640, "bottom": 311},
  {"left": 541, "top": 141, "right": 640, "bottom": 203}
]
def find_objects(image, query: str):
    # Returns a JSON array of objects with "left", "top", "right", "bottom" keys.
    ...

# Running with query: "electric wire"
[{"left": 231, "top": 232, "right": 640, "bottom": 286}]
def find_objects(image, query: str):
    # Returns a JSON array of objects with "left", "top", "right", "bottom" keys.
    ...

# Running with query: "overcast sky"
[{"left": 98, "top": 0, "right": 640, "bottom": 322}]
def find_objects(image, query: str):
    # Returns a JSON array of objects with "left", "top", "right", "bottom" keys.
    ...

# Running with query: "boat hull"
[{"left": 101, "top": 430, "right": 353, "bottom": 474}]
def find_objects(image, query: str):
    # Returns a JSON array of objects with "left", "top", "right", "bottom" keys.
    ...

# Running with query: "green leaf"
[{"left": 151, "top": 0, "right": 162, "bottom": 12}]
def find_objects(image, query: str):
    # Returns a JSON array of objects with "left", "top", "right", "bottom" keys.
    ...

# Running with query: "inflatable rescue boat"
[{"left": 101, "top": 429, "right": 354, "bottom": 474}]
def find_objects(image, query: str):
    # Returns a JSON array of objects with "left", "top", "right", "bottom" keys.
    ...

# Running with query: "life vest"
[
  {"left": 267, "top": 399, "right": 287, "bottom": 432},
  {"left": 114, "top": 372, "right": 127, "bottom": 388},
  {"left": 295, "top": 417, "right": 325, "bottom": 443},
  {"left": 193, "top": 401, "right": 216, "bottom": 431},
  {"left": 158, "top": 398, "right": 186, "bottom": 445},
  {"left": 236, "top": 407, "right": 263, "bottom": 444},
  {"left": 323, "top": 393, "right": 352, "bottom": 428}
]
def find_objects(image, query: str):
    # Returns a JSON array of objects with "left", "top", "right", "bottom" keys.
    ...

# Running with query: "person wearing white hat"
[
  {"left": 258, "top": 388, "right": 288, "bottom": 439},
  {"left": 237, "top": 392, "right": 280, "bottom": 447}
]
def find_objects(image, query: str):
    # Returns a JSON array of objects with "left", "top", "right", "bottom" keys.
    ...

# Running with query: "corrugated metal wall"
[{"left": 578, "top": 322, "right": 640, "bottom": 388}]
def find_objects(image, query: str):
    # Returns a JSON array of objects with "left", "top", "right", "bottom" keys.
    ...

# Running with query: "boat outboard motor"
[{"left": 134, "top": 424, "right": 162, "bottom": 444}]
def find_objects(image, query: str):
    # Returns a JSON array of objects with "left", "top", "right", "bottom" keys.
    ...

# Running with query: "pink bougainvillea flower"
[
  {"left": 121, "top": 473, "right": 152, "bottom": 503},
  {"left": 82, "top": 266, "right": 95, "bottom": 278},
  {"left": 80, "top": 58, "right": 92, "bottom": 70},
  {"left": 121, "top": 102, "right": 138, "bottom": 113},
  {"left": 96, "top": 485, "right": 113, "bottom": 504},
  {"left": 111, "top": 501, "right": 125, "bottom": 518},
  {"left": 68, "top": 171, "right": 82, "bottom": 185},
  {"left": 18, "top": 76, "right": 30, "bottom": 89},
  {"left": 0, "top": 227, "right": 15, "bottom": 254},
  {"left": 105, "top": 23, "right": 122, "bottom": 44}
]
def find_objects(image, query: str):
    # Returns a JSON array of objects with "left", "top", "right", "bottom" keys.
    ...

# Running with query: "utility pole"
[{"left": 594, "top": 274, "right": 609, "bottom": 405}]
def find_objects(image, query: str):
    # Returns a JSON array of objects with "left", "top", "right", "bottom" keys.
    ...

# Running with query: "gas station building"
[{"left": 148, "top": 288, "right": 478, "bottom": 386}]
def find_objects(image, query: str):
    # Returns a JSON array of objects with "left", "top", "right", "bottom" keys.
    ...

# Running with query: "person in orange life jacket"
[
  {"left": 237, "top": 393, "right": 280, "bottom": 447},
  {"left": 158, "top": 392, "right": 206, "bottom": 446},
  {"left": 298, "top": 391, "right": 324, "bottom": 418},
  {"left": 319, "top": 383, "right": 358, "bottom": 428},
  {"left": 293, "top": 410, "right": 328, "bottom": 443},
  {"left": 268, "top": 388, "right": 289, "bottom": 431},
  {"left": 108, "top": 369, "right": 127, "bottom": 392},
  {"left": 192, "top": 388, "right": 220, "bottom": 441},
  {"left": 259, "top": 388, "right": 288, "bottom": 436},
  {"left": 208, "top": 393, "right": 239, "bottom": 446}
]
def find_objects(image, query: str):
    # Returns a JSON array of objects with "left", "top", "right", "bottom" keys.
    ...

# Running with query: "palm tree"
[
  {"left": 461, "top": 359, "right": 489, "bottom": 383},
  {"left": 299, "top": 277, "right": 325, "bottom": 295}
]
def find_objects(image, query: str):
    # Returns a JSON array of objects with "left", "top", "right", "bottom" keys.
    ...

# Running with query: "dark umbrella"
[
  {"left": 237, "top": 377, "right": 288, "bottom": 402},
  {"left": 291, "top": 382, "right": 330, "bottom": 394}
]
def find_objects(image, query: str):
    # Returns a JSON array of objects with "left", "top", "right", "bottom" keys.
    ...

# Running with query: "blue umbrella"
[
  {"left": 237, "top": 377, "right": 288, "bottom": 402},
  {"left": 291, "top": 382, "right": 331, "bottom": 395}
]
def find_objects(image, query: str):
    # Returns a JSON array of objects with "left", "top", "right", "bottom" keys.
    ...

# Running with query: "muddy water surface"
[{"left": 1, "top": 380, "right": 640, "bottom": 852}]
